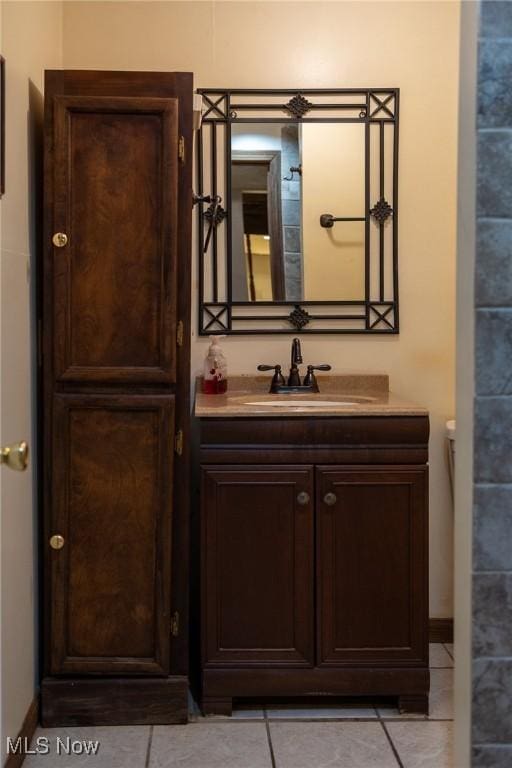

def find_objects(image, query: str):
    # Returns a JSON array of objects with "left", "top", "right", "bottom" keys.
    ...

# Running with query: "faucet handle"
[
  {"left": 257, "top": 364, "right": 286, "bottom": 392},
  {"left": 257, "top": 363, "right": 286, "bottom": 382},
  {"left": 303, "top": 364, "right": 332, "bottom": 390}
]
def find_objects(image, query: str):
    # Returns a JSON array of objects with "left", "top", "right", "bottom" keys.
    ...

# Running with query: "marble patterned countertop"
[{"left": 195, "top": 375, "right": 428, "bottom": 418}]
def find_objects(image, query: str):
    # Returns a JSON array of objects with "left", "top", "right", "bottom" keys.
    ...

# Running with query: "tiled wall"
[
  {"left": 281, "top": 125, "right": 302, "bottom": 301},
  {"left": 473, "top": 2, "right": 512, "bottom": 765}
]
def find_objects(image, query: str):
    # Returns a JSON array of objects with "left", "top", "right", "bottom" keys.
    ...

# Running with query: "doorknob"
[
  {"left": 323, "top": 492, "right": 337, "bottom": 506},
  {"left": 49, "top": 535, "right": 65, "bottom": 550},
  {"left": 297, "top": 491, "right": 310, "bottom": 505},
  {"left": 0, "top": 441, "right": 29, "bottom": 471}
]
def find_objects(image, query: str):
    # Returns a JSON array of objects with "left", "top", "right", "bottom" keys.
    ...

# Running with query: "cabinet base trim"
[
  {"left": 428, "top": 618, "right": 453, "bottom": 643},
  {"left": 41, "top": 676, "right": 188, "bottom": 726},
  {"left": 203, "top": 667, "right": 429, "bottom": 706}
]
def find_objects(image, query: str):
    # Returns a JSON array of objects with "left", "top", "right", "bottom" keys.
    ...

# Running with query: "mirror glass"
[
  {"left": 231, "top": 122, "right": 365, "bottom": 303},
  {"left": 197, "top": 87, "right": 399, "bottom": 335}
]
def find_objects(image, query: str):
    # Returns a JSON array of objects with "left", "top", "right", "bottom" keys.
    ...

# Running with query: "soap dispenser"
[{"left": 202, "top": 335, "right": 228, "bottom": 394}]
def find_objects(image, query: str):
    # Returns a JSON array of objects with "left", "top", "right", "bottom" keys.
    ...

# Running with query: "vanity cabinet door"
[
  {"left": 316, "top": 466, "right": 428, "bottom": 666},
  {"left": 202, "top": 466, "right": 314, "bottom": 666}
]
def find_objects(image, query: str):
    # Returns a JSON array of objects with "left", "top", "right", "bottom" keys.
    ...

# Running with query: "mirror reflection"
[{"left": 231, "top": 122, "right": 366, "bottom": 303}]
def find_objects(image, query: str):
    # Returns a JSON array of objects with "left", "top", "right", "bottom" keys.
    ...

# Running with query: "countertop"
[{"left": 195, "top": 375, "right": 429, "bottom": 418}]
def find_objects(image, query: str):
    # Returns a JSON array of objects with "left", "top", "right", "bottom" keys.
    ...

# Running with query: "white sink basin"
[{"left": 244, "top": 399, "right": 373, "bottom": 408}]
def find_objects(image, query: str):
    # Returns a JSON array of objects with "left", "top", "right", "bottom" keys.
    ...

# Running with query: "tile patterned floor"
[{"left": 23, "top": 644, "right": 454, "bottom": 768}]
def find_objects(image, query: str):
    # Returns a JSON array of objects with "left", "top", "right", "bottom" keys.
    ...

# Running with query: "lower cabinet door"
[
  {"left": 49, "top": 394, "right": 175, "bottom": 675},
  {"left": 317, "top": 466, "right": 428, "bottom": 666},
  {"left": 202, "top": 466, "right": 314, "bottom": 666}
]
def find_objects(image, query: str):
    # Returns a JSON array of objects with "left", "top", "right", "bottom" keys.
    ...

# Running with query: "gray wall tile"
[
  {"left": 473, "top": 745, "right": 512, "bottom": 767},
  {"left": 478, "top": 41, "right": 512, "bottom": 127},
  {"left": 474, "top": 396, "right": 512, "bottom": 482},
  {"left": 475, "top": 309, "right": 512, "bottom": 394},
  {"left": 284, "top": 252, "right": 302, "bottom": 301},
  {"left": 476, "top": 220, "right": 512, "bottom": 306},
  {"left": 473, "top": 659, "right": 512, "bottom": 742},
  {"left": 474, "top": 485, "right": 512, "bottom": 570},
  {"left": 284, "top": 226, "right": 301, "bottom": 253},
  {"left": 477, "top": 131, "right": 512, "bottom": 218},
  {"left": 473, "top": 573, "right": 512, "bottom": 656},
  {"left": 480, "top": 1, "right": 512, "bottom": 40},
  {"left": 474, "top": 0, "right": 512, "bottom": 756},
  {"left": 282, "top": 199, "right": 300, "bottom": 227}
]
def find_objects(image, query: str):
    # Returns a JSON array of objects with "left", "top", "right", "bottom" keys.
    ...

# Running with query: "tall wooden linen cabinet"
[{"left": 41, "top": 71, "right": 193, "bottom": 726}]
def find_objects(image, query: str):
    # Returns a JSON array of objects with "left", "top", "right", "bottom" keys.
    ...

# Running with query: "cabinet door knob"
[
  {"left": 52, "top": 232, "right": 68, "bottom": 247},
  {"left": 323, "top": 492, "right": 337, "bottom": 506},
  {"left": 49, "top": 535, "right": 65, "bottom": 550},
  {"left": 297, "top": 491, "right": 310, "bottom": 505}
]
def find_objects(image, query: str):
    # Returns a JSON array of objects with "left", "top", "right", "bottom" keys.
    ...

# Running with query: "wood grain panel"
[
  {"left": 41, "top": 677, "right": 188, "bottom": 726},
  {"left": 199, "top": 416, "right": 430, "bottom": 466},
  {"left": 202, "top": 466, "right": 314, "bottom": 666},
  {"left": 317, "top": 466, "right": 428, "bottom": 666},
  {"left": 52, "top": 96, "right": 178, "bottom": 383},
  {"left": 50, "top": 394, "right": 174, "bottom": 675}
]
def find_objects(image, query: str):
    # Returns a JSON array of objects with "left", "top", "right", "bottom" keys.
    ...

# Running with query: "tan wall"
[
  {"left": 61, "top": 0, "right": 459, "bottom": 618},
  {"left": 62, "top": 0, "right": 459, "bottom": 619},
  {"left": 302, "top": 123, "right": 365, "bottom": 301},
  {"left": 0, "top": 1, "right": 62, "bottom": 757}
]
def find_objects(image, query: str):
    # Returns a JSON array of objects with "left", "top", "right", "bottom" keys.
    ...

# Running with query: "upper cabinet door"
[
  {"left": 52, "top": 96, "right": 179, "bottom": 384},
  {"left": 316, "top": 466, "right": 428, "bottom": 666}
]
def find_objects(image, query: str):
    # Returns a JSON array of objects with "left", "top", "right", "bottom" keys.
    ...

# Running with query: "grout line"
[
  {"left": 443, "top": 643, "right": 454, "bottom": 662},
  {"left": 381, "top": 717, "right": 453, "bottom": 723},
  {"left": 380, "top": 719, "right": 405, "bottom": 768},
  {"left": 264, "top": 716, "right": 278, "bottom": 768},
  {"left": 144, "top": 725, "right": 154, "bottom": 768}
]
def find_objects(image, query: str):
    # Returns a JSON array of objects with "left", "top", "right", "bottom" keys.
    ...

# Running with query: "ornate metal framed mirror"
[{"left": 196, "top": 88, "right": 399, "bottom": 335}]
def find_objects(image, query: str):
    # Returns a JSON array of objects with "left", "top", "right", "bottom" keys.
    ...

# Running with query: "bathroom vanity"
[{"left": 196, "top": 375, "right": 430, "bottom": 714}]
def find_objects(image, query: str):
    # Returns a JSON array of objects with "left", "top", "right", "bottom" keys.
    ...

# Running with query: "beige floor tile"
[
  {"left": 150, "top": 722, "right": 272, "bottom": 768},
  {"left": 429, "top": 643, "right": 453, "bottom": 668},
  {"left": 377, "top": 706, "right": 426, "bottom": 720},
  {"left": 23, "top": 726, "right": 149, "bottom": 767},
  {"left": 269, "top": 721, "right": 397, "bottom": 768},
  {"left": 266, "top": 704, "right": 376, "bottom": 719},
  {"left": 429, "top": 669, "right": 454, "bottom": 719},
  {"left": 377, "top": 705, "right": 427, "bottom": 719},
  {"left": 378, "top": 668, "right": 453, "bottom": 720},
  {"left": 230, "top": 708, "right": 265, "bottom": 719},
  {"left": 191, "top": 706, "right": 265, "bottom": 721},
  {"left": 386, "top": 721, "right": 453, "bottom": 768}
]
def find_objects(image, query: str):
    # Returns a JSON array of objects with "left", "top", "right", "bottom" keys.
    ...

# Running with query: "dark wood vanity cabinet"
[
  {"left": 199, "top": 416, "right": 430, "bottom": 715},
  {"left": 41, "top": 71, "right": 193, "bottom": 726}
]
